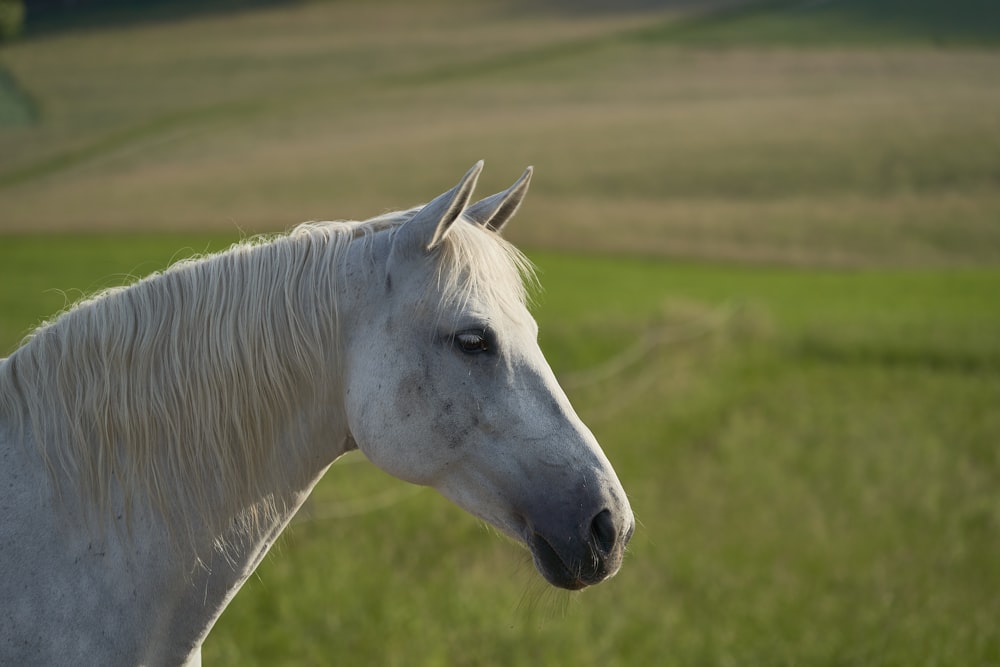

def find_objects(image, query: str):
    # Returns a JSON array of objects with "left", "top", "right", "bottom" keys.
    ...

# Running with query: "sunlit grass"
[{"left": 2, "top": 237, "right": 998, "bottom": 664}]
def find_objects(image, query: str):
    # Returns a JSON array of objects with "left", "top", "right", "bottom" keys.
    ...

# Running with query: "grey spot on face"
[
  {"left": 394, "top": 370, "right": 428, "bottom": 422},
  {"left": 447, "top": 413, "right": 480, "bottom": 450}
]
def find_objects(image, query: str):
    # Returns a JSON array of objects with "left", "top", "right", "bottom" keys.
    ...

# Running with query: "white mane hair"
[{"left": 0, "top": 210, "right": 534, "bottom": 552}]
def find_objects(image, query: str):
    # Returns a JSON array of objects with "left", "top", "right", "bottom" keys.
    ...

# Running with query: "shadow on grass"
[
  {"left": 633, "top": 0, "right": 1000, "bottom": 46},
  {"left": 825, "top": 0, "right": 1000, "bottom": 43},
  {"left": 21, "top": 0, "right": 298, "bottom": 39}
]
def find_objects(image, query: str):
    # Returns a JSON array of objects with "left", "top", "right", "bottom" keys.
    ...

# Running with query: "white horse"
[{"left": 0, "top": 162, "right": 634, "bottom": 666}]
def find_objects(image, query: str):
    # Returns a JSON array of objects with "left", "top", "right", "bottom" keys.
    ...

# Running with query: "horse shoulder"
[{"left": 0, "top": 425, "right": 178, "bottom": 664}]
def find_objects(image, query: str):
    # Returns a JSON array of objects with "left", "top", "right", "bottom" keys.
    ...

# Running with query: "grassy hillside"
[{"left": 2, "top": 0, "right": 999, "bottom": 264}]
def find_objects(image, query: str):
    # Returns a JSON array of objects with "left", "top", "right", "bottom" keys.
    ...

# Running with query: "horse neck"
[
  {"left": 2, "top": 231, "right": 362, "bottom": 557},
  {"left": 159, "top": 231, "right": 393, "bottom": 655},
  {"left": 140, "top": 236, "right": 358, "bottom": 546},
  {"left": 0, "top": 229, "right": 383, "bottom": 661},
  {"left": 164, "top": 232, "right": 388, "bottom": 651}
]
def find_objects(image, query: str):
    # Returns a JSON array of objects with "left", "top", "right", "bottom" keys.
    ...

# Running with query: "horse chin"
[{"left": 528, "top": 533, "right": 603, "bottom": 591}]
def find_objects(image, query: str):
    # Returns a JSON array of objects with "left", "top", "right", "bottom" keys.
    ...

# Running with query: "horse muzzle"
[{"left": 528, "top": 507, "right": 635, "bottom": 590}]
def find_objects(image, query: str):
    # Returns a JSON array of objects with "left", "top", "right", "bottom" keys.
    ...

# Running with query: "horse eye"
[{"left": 455, "top": 331, "right": 490, "bottom": 354}]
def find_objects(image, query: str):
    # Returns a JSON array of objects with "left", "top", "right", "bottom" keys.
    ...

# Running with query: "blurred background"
[{"left": 1, "top": 1, "right": 998, "bottom": 664}]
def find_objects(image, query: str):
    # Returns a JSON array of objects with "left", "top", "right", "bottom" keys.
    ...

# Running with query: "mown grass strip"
[{"left": 0, "top": 99, "right": 262, "bottom": 189}]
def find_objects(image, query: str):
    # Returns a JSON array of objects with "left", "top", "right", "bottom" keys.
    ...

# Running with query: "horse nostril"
[{"left": 590, "top": 509, "right": 618, "bottom": 555}]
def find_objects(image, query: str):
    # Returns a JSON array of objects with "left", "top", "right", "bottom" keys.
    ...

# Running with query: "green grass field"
[{"left": 2, "top": 1, "right": 999, "bottom": 664}]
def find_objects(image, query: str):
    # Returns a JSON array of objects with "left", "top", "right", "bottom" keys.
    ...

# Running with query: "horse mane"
[{"left": 0, "top": 210, "right": 534, "bottom": 553}]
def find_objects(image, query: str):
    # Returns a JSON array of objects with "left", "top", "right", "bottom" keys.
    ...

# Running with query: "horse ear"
[
  {"left": 463, "top": 166, "right": 533, "bottom": 234},
  {"left": 397, "top": 161, "right": 484, "bottom": 253}
]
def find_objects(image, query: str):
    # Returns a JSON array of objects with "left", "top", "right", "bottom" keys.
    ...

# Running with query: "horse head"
[{"left": 342, "top": 163, "right": 634, "bottom": 589}]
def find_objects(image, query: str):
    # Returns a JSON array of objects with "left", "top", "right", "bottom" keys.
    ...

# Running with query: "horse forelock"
[{"left": 424, "top": 217, "right": 537, "bottom": 342}]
